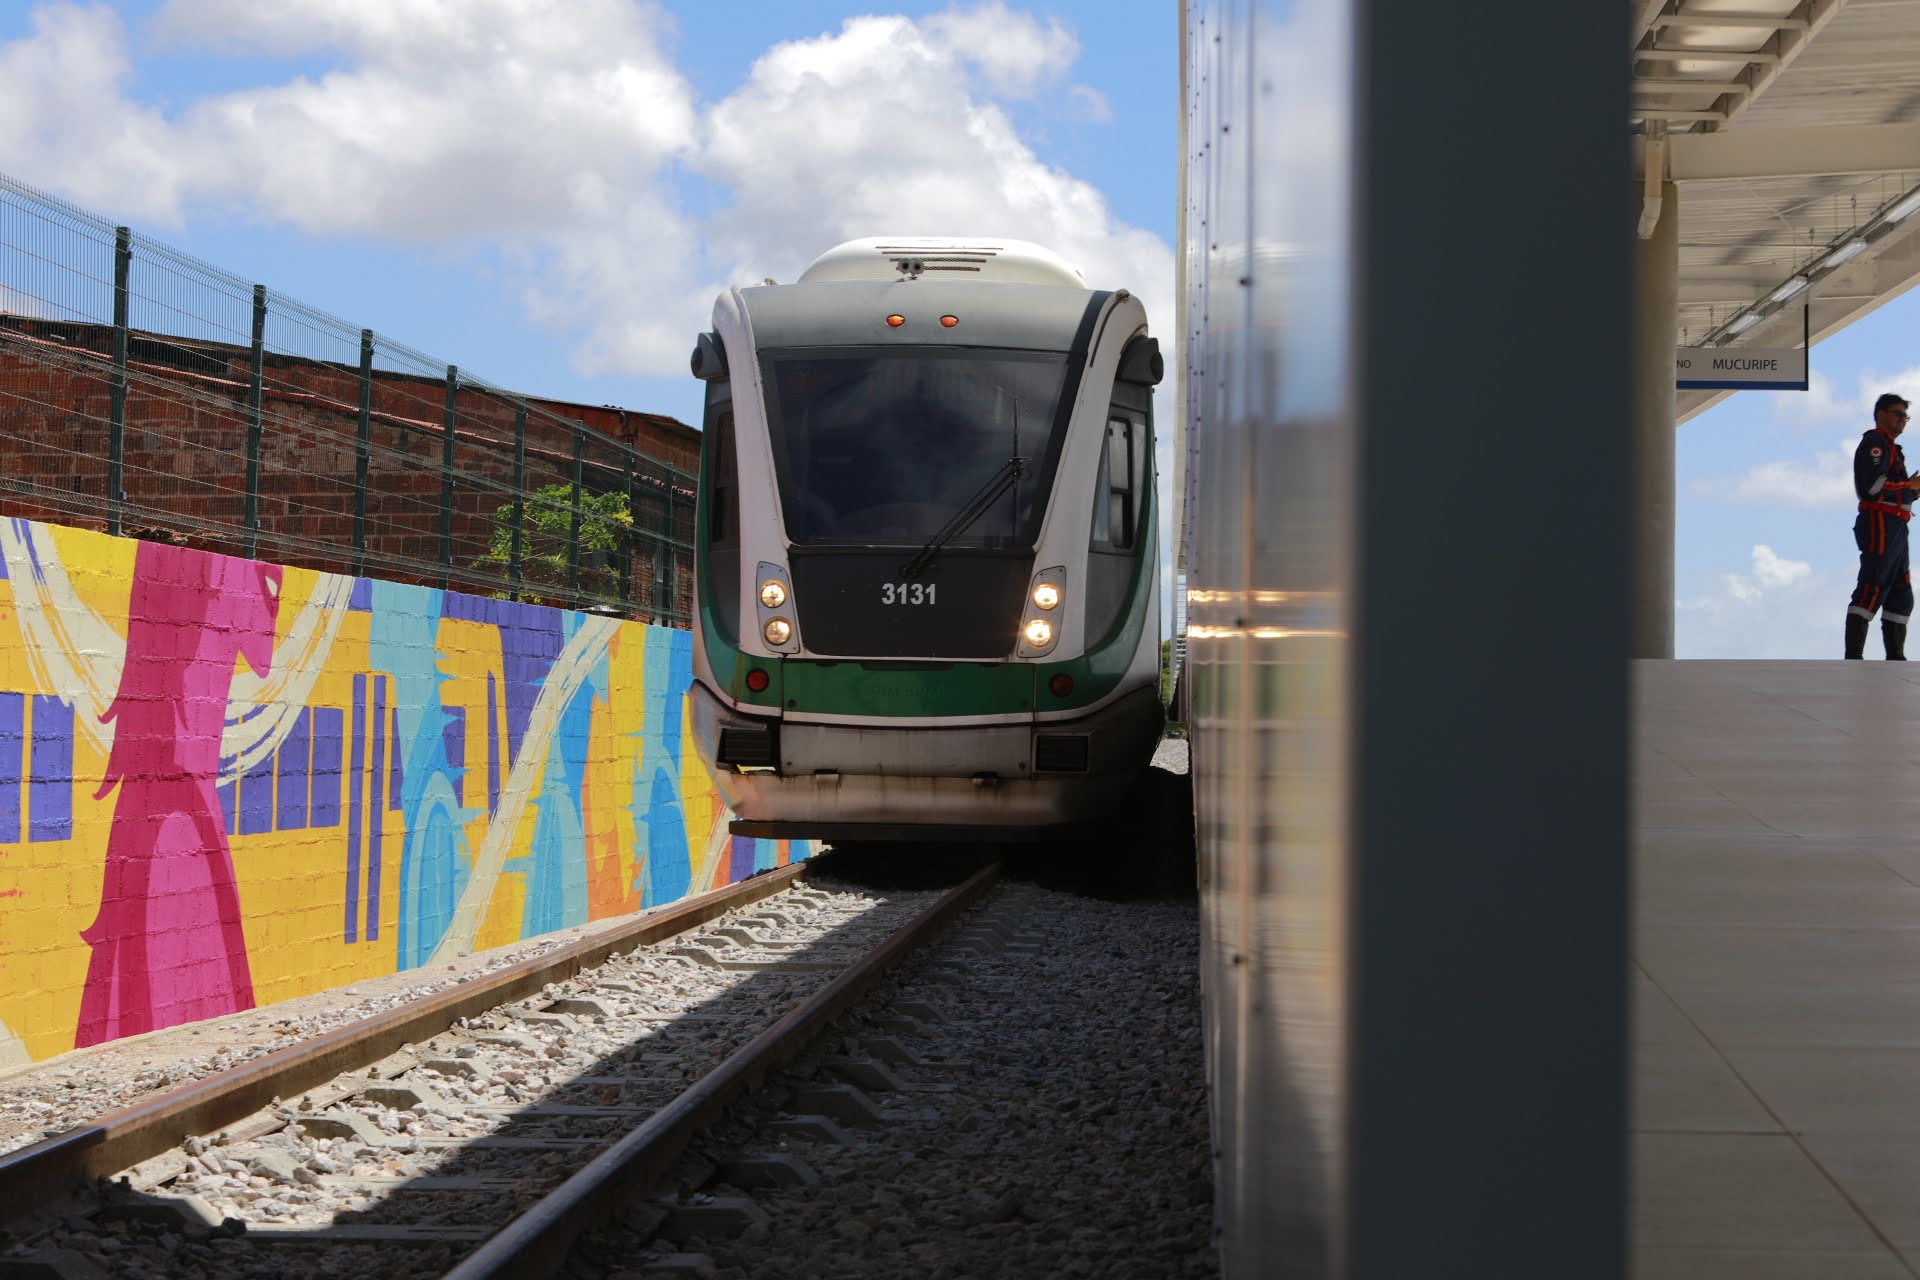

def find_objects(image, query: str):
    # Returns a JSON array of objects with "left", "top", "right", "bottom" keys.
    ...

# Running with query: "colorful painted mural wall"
[{"left": 0, "top": 517, "right": 804, "bottom": 1065}]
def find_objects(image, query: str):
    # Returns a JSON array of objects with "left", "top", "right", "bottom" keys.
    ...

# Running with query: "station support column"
[{"left": 1634, "top": 180, "right": 1679, "bottom": 659}]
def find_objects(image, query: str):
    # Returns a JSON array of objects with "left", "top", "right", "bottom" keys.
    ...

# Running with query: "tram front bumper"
[{"left": 688, "top": 682, "right": 1163, "bottom": 838}]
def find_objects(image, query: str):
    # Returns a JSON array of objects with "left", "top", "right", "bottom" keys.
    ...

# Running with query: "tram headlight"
[
  {"left": 1032, "top": 582, "right": 1060, "bottom": 611},
  {"left": 764, "top": 618, "right": 793, "bottom": 646},
  {"left": 1023, "top": 618, "right": 1053, "bottom": 649},
  {"left": 759, "top": 579, "right": 787, "bottom": 609}
]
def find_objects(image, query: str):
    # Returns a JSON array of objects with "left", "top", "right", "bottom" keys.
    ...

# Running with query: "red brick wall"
[{"left": 0, "top": 320, "right": 698, "bottom": 621}]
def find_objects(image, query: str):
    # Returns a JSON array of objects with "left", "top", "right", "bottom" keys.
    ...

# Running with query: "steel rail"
[
  {"left": 0, "top": 863, "right": 810, "bottom": 1223},
  {"left": 444, "top": 861, "right": 1002, "bottom": 1280}
]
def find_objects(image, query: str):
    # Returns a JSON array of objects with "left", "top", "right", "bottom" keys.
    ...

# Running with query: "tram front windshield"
[{"left": 761, "top": 348, "right": 1070, "bottom": 547}]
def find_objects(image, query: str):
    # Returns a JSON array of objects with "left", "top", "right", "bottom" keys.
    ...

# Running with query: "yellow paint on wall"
[
  {"left": 472, "top": 784, "right": 541, "bottom": 954},
  {"left": 0, "top": 518, "right": 764, "bottom": 1062},
  {"left": 602, "top": 629, "right": 646, "bottom": 912},
  {"left": 0, "top": 561, "right": 129, "bottom": 1059}
]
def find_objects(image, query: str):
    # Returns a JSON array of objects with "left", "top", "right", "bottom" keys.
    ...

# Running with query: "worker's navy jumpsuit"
[{"left": 1850, "top": 427, "right": 1916, "bottom": 637}]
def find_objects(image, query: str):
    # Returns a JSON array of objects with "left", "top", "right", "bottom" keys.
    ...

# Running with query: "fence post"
[
  {"left": 568, "top": 422, "right": 585, "bottom": 597},
  {"left": 244, "top": 284, "right": 265, "bottom": 559},
  {"left": 619, "top": 446, "right": 634, "bottom": 607},
  {"left": 440, "top": 365, "right": 457, "bottom": 590},
  {"left": 354, "top": 329, "right": 372, "bottom": 575},
  {"left": 107, "top": 227, "right": 130, "bottom": 538},
  {"left": 657, "top": 478, "right": 677, "bottom": 622},
  {"left": 510, "top": 404, "right": 526, "bottom": 600}
]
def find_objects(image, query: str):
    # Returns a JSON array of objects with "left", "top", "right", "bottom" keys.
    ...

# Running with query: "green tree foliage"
[{"left": 475, "top": 483, "right": 631, "bottom": 607}]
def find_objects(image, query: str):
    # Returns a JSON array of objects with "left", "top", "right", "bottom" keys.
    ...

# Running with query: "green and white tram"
[{"left": 688, "top": 237, "right": 1165, "bottom": 841}]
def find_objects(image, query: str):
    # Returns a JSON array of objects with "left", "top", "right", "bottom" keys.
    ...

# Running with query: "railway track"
[
  {"left": 559, "top": 874, "right": 1215, "bottom": 1280},
  {"left": 0, "top": 861, "right": 998, "bottom": 1279}
]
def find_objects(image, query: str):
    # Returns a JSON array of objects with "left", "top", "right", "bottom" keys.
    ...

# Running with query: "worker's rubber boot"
[
  {"left": 1887, "top": 620, "right": 1909, "bottom": 660},
  {"left": 1847, "top": 614, "right": 1871, "bottom": 659}
]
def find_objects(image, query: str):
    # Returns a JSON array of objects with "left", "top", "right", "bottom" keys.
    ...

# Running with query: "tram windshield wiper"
[{"left": 901, "top": 453, "right": 1027, "bottom": 580}]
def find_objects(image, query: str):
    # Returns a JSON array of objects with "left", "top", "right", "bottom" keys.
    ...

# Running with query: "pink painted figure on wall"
[{"left": 74, "top": 543, "right": 282, "bottom": 1047}]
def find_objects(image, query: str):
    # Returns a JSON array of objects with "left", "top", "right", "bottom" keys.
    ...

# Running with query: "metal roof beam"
[
  {"left": 1633, "top": 78, "right": 1753, "bottom": 96},
  {"left": 1634, "top": 46, "right": 1780, "bottom": 63},
  {"left": 1678, "top": 273, "right": 1792, "bottom": 304},
  {"left": 1633, "top": 0, "right": 1671, "bottom": 45},
  {"left": 1721, "top": 0, "right": 1852, "bottom": 128},
  {"left": 1666, "top": 121, "right": 1920, "bottom": 179},
  {"left": 1678, "top": 223, "right": 1920, "bottom": 424},
  {"left": 1652, "top": 12, "right": 1809, "bottom": 31}
]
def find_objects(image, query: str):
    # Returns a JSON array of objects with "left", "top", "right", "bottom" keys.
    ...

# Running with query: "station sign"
[{"left": 1675, "top": 346, "right": 1808, "bottom": 391}]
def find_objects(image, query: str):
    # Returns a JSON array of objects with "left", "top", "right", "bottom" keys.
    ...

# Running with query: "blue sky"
[
  {"left": 0, "top": 1, "right": 1907, "bottom": 658},
  {"left": 0, "top": 0, "right": 1174, "bottom": 430},
  {"left": 1677, "top": 289, "right": 1920, "bottom": 657}
]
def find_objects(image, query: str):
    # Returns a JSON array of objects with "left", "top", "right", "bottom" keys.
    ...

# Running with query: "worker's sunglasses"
[{"left": 1885, "top": 409, "right": 1912, "bottom": 421}]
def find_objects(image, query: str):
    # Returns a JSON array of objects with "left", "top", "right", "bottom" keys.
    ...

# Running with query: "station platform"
[{"left": 1636, "top": 660, "right": 1920, "bottom": 1278}]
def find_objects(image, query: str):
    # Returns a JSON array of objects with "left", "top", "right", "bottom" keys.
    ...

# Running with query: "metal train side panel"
[
  {"left": 1182, "top": 1, "right": 1632, "bottom": 1277},
  {"left": 1183, "top": 0, "right": 1350, "bottom": 1273}
]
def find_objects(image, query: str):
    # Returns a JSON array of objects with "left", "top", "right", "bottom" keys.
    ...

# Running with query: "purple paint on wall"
[
  {"left": 0, "top": 693, "right": 22, "bottom": 844},
  {"left": 275, "top": 708, "right": 311, "bottom": 831},
  {"left": 311, "top": 706, "right": 343, "bottom": 829},
  {"left": 367, "top": 676, "right": 385, "bottom": 941},
  {"left": 27, "top": 696, "right": 72, "bottom": 842},
  {"left": 729, "top": 835, "right": 756, "bottom": 884},
  {"left": 345, "top": 675, "right": 365, "bottom": 943}
]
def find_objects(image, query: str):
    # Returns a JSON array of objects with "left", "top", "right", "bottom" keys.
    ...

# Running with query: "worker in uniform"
[{"left": 1847, "top": 392, "right": 1919, "bottom": 659}]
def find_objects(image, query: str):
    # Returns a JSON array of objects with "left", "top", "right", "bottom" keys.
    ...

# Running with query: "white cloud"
[
  {"left": 1678, "top": 544, "right": 1837, "bottom": 658},
  {"left": 1726, "top": 437, "right": 1856, "bottom": 509},
  {"left": 924, "top": 2, "right": 1078, "bottom": 98},
  {"left": 1725, "top": 543, "right": 1810, "bottom": 600},
  {"left": 1067, "top": 84, "right": 1112, "bottom": 123},
  {"left": 0, "top": 1, "right": 1172, "bottom": 382},
  {"left": 152, "top": 0, "right": 696, "bottom": 241},
  {"left": 1772, "top": 363, "right": 1920, "bottom": 431},
  {"left": 0, "top": 6, "right": 182, "bottom": 223}
]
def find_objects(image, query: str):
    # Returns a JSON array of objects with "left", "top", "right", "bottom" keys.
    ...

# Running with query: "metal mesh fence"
[{"left": 0, "top": 170, "right": 695, "bottom": 624}]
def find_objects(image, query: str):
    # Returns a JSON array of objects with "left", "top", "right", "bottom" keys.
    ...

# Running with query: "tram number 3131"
[{"left": 881, "top": 582, "right": 936, "bottom": 605}]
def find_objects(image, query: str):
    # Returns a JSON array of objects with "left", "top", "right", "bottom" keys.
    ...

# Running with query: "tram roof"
[
  {"left": 797, "top": 237, "right": 1089, "bottom": 288},
  {"left": 1633, "top": 0, "right": 1920, "bottom": 421},
  {"left": 739, "top": 278, "right": 1108, "bottom": 352}
]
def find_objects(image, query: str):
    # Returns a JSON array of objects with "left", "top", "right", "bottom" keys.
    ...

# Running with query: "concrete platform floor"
[{"left": 1636, "top": 660, "right": 1920, "bottom": 1279}]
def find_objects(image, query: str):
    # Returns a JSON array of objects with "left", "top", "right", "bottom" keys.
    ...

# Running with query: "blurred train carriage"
[{"left": 688, "top": 237, "right": 1165, "bottom": 841}]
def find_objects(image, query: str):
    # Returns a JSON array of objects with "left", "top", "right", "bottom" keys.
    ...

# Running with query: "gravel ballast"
[
  {"left": 0, "top": 892, "right": 779, "bottom": 1158},
  {"left": 573, "top": 853, "right": 1214, "bottom": 1279}
]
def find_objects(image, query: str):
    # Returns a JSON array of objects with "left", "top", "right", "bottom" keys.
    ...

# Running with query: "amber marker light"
[
  {"left": 1031, "top": 582, "right": 1060, "bottom": 610},
  {"left": 940, "top": 315, "right": 959, "bottom": 328},
  {"left": 764, "top": 618, "right": 793, "bottom": 646},
  {"left": 745, "top": 668, "right": 770, "bottom": 693},
  {"left": 886, "top": 314, "right": 906, "bottom": 327},
  {"left": 1023, "top": 618, "right": 1053, "bottom": 648},
  {"left": 759, "top": 579, "right": 787, "bottom": 609}
]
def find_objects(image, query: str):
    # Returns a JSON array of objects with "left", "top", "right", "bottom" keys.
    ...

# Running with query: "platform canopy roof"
[{"left": 1633, "top": 0, "right": 1920, "bottom": 420}]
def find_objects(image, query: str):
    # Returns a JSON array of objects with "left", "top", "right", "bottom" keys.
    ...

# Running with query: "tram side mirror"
[
  {"left": 691, "top": 332, "right": 729, "bottom": 381},
  {"left": 1118, "top": 335, "right": 1163, "bottom": 386}
]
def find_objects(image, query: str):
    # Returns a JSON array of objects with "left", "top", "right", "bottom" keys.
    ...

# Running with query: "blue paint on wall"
[
  {"left": 516, "top": 614, "right": 606, "bottom": 936},
  {"left": 642, "top": 767, "right": 691, "bottom": 906},
  {"left": 633, "top": 629, "right": 695, "bottom": 904},
  {"left": 368, "top": 581, "right": 477, "bottom": 970}
]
